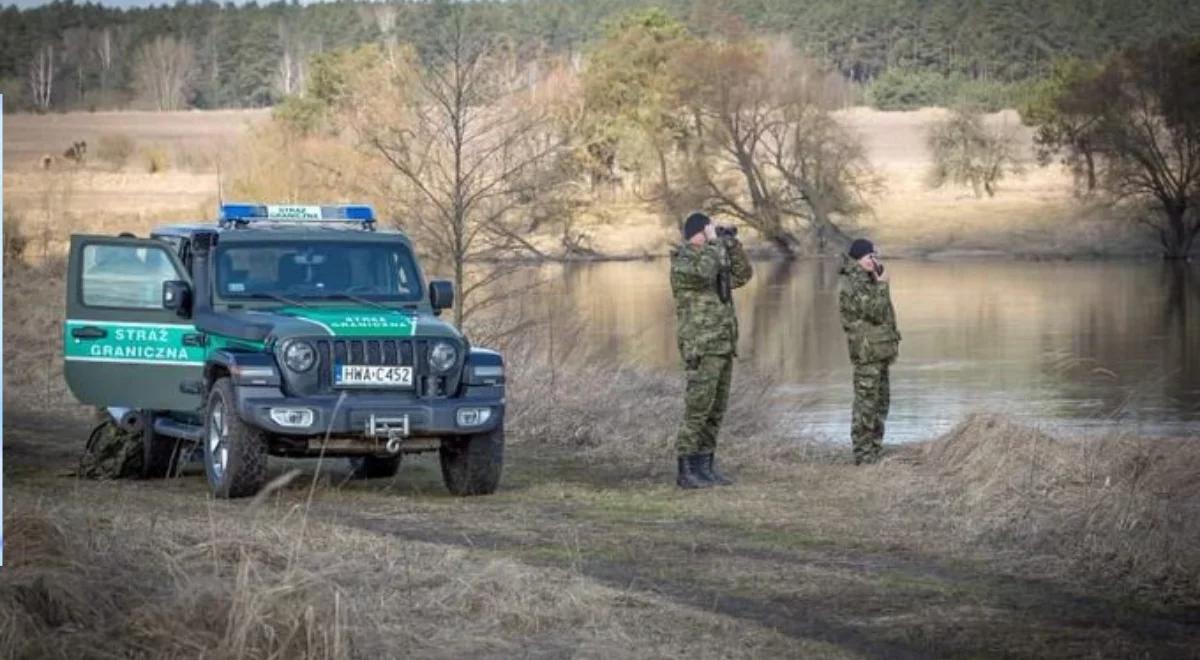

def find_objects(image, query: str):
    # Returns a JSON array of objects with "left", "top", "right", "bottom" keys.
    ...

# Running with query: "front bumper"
[{"left": 234, "top": 384, "right": 505, "bottom": 438}]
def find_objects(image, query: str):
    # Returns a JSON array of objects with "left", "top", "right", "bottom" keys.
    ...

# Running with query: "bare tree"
[
  {"left": 93, "top": 27, "right": 118, "bottom": 92},
  {"left": 762, "top": 105, "right": 880, "bottom": 251},
  {"left": 28, "top": 44, "right": 56, "bottom": 112},
  {"left": 1094, "top": 45, "right": 1200, "bottom": 258},
  {"left": 133, "top": 36, "right": 196, "bottom": 111},
  {"left": 275, "top": 20, "right": 307, "bottom": 98},
  {"left": 676, "top": 38, "right": 875, "bottom": 255},
  {"left": 363, "top": 3, "right": 399, "bottom": 45},
  {"left": 335, "top": 11, "right": 568, "bottom": 328},
  {"left": 926, "top": 108, "right": 1024, "bottom": 198},
  {"left": 62, "top": 28, "right": 92, "bottom": 106}
]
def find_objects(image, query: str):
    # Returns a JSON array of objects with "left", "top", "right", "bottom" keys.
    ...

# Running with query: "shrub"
[
  {"left": 141, "top": 144, "right": 170, "bottom": 174},
  {"left": 273, "top": 95, "right": 327, "bottom": 135},
  {"left": 96, "top": 133, "right": 136, "bottom": 169},
  {"left": 172, "top": 142, "right": 217, "bottom": 172},
  {"left": 926, "top": 108, "right": 1024, "bottom": 197}
]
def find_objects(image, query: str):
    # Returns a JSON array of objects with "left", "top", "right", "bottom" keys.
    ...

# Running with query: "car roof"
[{"left": 151, "top": 223, "right": 411, "bottom": 244}]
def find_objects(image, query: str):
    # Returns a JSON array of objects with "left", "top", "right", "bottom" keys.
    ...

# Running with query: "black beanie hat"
[
  {"left": 848, "top": 238, "right": 874, "bottom": 260},
  {"left": 683, "top": 212, "right": 711, "bottom": 240}
]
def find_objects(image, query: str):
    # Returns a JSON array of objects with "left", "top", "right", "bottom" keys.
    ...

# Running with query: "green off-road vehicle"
[{"left": 63, "top": 203, "right": 506, "bottom": 497}]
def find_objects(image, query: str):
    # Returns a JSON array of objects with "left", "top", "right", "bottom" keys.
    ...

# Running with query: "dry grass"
[
  {"left": 2, "top": 109, "right": 268, "bottom": 169},
  {"left": 95, "top": 133, "right": 136, "bottom": 170},
  {"left": 838, "top": 108, "right": 1154, "bottom": 257},
  {"left": 497, "top": 317, "right": 1200, "bottom": 606},
  {"left": 0, "top": 486, "right": 819, "bottom": 660},
  {"left": 913, "top": 414, "right": 1200, "bottom": 604},
  {"left": 0, "top": 503, "right": 348, "bottom": 659},
  {"left": 2, "top": 261, "right": 77, "bottom": 412},
  {"left": 500, "top": 321, "right": 831, "bottom": 473}
]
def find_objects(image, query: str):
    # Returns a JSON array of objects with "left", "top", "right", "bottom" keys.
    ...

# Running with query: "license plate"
[{"left": 335, "top": 364, "right": 413, "bottom": 387}]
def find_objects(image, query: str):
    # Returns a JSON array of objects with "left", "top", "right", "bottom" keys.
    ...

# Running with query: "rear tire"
[
  {"left": 348, "top": 455, "right": 402, "bottom": 479},
  {"left": 203, "top": 377, "right": 268, "bottom": 498},
  {"left": 439, "top": 424, "right": 504, "bottom": 496},
  {"left": 141, "top": 413, "right": 186, "bottom": 479}
]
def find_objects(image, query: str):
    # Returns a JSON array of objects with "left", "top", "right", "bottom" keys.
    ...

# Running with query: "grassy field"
[
  {"left": 2, "top": 107, "right": 1149, "bottom": 261},
  {"left": 3, "top": 262, "right": 1199, "bottom": 658},
  {"left": 5, "top": 387, "right": 1200, "bottom": 658}
]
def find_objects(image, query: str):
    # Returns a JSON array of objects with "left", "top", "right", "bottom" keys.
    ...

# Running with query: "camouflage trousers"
[
  {"left": 676, "top": 354, "right": 733, "bottom": 456},
  {"left": 851, "top": 361, "right": 891, "bottom": 464}
]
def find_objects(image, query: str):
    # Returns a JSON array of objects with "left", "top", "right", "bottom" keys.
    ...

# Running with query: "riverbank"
[
  {"left": 2, "top": 107, "right": 1162, "bottom": 262},
  {"left": 4, "top": 403, "right": 1198, "bottom": 658}
]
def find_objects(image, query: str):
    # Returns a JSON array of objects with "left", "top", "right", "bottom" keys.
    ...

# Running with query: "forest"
[{"left": 3, "top": 0, "right": 1200, "bottom": 113}]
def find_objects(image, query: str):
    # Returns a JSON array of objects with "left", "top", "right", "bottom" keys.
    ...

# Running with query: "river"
[{"left": 503, "top": 258, "right": 1200, "bottom": 443}]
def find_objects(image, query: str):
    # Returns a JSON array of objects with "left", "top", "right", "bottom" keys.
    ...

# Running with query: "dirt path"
[
  {"left": 5, "top": 411, "right": 1199, "bottom": 658},
  {"left": 316, "top": 489, "right": 1198, "bottom": 659}
]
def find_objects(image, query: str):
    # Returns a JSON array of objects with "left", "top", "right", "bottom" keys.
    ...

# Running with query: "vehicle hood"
[{"left": 196, "top": 306, "right": 461, "bottom": 343}]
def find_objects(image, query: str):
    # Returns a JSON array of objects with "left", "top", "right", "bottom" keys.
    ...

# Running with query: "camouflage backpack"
[{"left": 78, "top": 410, "right": 144, "bottom": 479}]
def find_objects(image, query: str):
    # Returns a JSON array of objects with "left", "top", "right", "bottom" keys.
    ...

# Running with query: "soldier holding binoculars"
[{"left": 669, "top": 212, "right": 753, "bottom": 489}]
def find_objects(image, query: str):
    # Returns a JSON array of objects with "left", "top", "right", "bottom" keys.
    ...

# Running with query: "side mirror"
[
  {"left": 162, "top": 280, "right": 193, "bottom": 317},
  {"left": 429, "top": 280, "right": 454, "bottom": 314}
]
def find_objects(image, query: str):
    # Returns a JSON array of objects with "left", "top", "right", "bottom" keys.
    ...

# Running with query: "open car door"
[{"left": 63, "top": 235, "right": 203, "bottom": 412}]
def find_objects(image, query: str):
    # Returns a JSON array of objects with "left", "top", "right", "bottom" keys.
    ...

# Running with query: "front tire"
[
  {"left": 439, "top": 424, "right": 504, "bottom": 496},
  {"left": 348, "top": 455, "right": 402, "bottom": 479},
  {"left": 203, "top": 377, "right": 268, "bottom": 498}
]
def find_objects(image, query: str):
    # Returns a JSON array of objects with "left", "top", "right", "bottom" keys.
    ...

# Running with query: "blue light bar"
[{"left": 219, "top": 203, "right": 376, "bottom": 224}]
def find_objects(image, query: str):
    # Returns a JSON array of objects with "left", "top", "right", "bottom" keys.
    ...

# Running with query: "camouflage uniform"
[
  {"left": 670, "top": 237, "right": 753, "bottom": 456},
  {"left": 78, "top": 408, "right": 143, "bottom": 479},
  {"left": 837, "top": 255, "right": 901, "bottom": 464}
]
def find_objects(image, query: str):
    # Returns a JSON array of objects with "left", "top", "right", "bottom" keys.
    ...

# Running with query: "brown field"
[
  {"left": 839, "top": 108, "right": 1147, "bottom": 257},
  {"left": 3, "top": 262, "right": 1200, "bottom": 658},
  {"left": 2, "top": 109, "right": 269, "bottom": 168},
  {"left": 2, "top": 107, "right": 1150, "bottom": 260}
]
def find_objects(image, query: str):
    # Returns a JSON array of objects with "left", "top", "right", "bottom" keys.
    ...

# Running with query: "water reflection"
[{"left": 507, "top": 259, "right": 1200, "bottom": 443}]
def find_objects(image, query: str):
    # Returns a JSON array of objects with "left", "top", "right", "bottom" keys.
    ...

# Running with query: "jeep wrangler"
[{"left": 63, "top": 203, "right": 505, "bottom": 498}]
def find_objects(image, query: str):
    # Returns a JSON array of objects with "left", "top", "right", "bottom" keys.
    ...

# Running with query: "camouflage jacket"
[
  {"left": 670, "top": 238, "right": 753, "bottom": 362},
  {"left": 838, "top": 254, "right": 901, "bottom": 365}
]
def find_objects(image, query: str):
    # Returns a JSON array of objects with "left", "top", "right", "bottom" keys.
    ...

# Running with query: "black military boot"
[
  {"left": 676, "top": 454, "right": 711, "bottom": 489},
  {"left": 699, "top": 452, "right": 734, "bottom": 486}
]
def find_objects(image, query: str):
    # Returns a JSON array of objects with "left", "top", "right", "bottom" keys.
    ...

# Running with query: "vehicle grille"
[{"left": 311, "top": 338, "right": 459, "bottom": 398}]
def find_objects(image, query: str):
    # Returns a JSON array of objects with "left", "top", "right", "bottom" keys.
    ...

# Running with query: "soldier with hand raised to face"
[
  {"left": 838, "top": 238, "right": 901, "bottom": 465},
  {"left": 669, "top": 212, "right": 753, "bottom": 489}
]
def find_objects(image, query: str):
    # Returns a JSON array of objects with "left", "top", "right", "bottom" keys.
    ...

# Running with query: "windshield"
[{"left": 215, "top": 241, "right": 422, "bottom": 302}]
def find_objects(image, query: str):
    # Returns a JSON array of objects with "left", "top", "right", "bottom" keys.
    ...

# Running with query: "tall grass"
[
  {"left": 3, "top": 205, "right": 29, "bottom": 269},
  {"left": 0, "top": 504, "right": 349, "bottom": 659},
  {"left": 497, "top": 318, "right": 822, "bottom": 471},
  {"left": 3, "top": 260, "right": 73, "bottom": 411},
  {"left": 917, "top": 414, "right": 1200, "bottom": 603},
  {"left": 95, "top": 133, "right": 136, "bottom": 170},
  {"left": 1, "top": 495, "right": 787, "bottom": 659}
]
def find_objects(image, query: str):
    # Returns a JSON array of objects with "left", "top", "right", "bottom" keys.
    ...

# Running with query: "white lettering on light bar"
[{"left": 266, "top": 205, "right": 322, "bottom": 220}]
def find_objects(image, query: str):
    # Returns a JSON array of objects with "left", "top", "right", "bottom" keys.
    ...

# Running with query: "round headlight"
[
  {"left": 429, "top": 342, "right": 458, "bottom": 373},
  {"left": 283, "top": 341, "right": 316, "bottom": 372}
]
